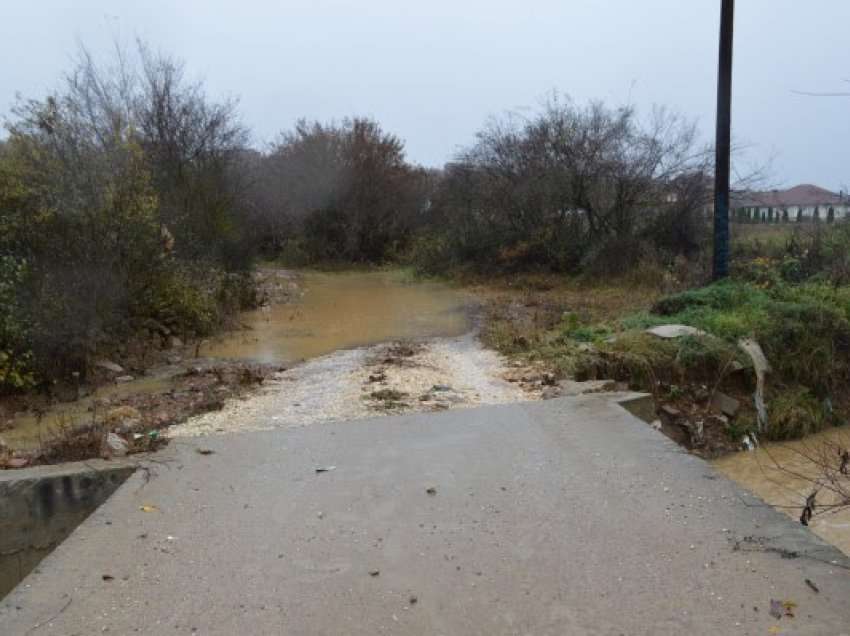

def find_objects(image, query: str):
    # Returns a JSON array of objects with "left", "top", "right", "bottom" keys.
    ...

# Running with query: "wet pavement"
[{"left": 3, "top": 394, "right": 850, "bottom": 635}]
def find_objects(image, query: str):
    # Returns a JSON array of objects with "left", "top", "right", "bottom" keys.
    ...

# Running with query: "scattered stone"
[
  {"left": 95, "top": 360, "right": 124, "bottom": 374},
  {"left": 431, "top": 384, "right": 452, "bottom": 392},
  {"left": 660, "top": 404, "right": 681, "bottom": 418},
  {"left": 425, "top": 486, "right": 437, "bottom": 496},
  {"left": 104, "top": 405, "right": 142, "bottom": 433},
  {"left": 170, "top": 336, "right": 183, "bottom": 349},
  {"left": 6, "top": 457, "right": 29, "bottom": 469},
  {"left": 195, "top": 448, "right": 215, "bottom": 456},
  {"left": 167, "top": 355, "right": 182, "bottom": 365},
  {"left": 370, "top": 389, "right": 408, "bottom": 402},
  {"left": 541, "top": 387, "right": 561, "bottom": 400},
  {"left": 369, "top": 569, "right": 380, "bottom": 577},
  {"left": 408, "top": 595, "right": 418, "bottom": 605},
  {"left": 115, "top": 375, "right": 135, "bottom": 384},
  {"left": 646, "top": 324, "right": 706, "bottom": 339},
  {"left": 102, "top": 432, "right": 129, "bottom": 458},
  {"left": 711, "top": 391, "right": 740, "bottom": 418},
  {"left": 368, "top": 371, "right": 386, "bottom": 383},
  {"left": 102, "top": 574, "right": 114, "bottom": 581}
]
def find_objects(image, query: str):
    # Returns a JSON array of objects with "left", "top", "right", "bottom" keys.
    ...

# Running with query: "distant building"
[{"left": 731, "top": 184, "right": 850, "bottom": 222}]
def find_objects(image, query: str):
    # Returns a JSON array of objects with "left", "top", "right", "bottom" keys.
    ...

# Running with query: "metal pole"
[{"left": 713, "top": 0, "right": 734, "bottom": 280}]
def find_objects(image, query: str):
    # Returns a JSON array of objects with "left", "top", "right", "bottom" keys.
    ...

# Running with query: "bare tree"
[
  {"left": 426, "top": 94, "right": 711, "bottom": 274},
  {"left": 258, "top": 117, "right": 430, "bottom": 262}
]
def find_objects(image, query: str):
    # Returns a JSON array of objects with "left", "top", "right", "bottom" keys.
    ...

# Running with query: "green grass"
[{"left": 642, "top": 280, "right": 850, "bottom": 394}]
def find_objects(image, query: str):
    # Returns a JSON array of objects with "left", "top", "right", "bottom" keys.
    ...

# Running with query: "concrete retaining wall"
[{"left": 0, "top": 459, "right": 135, "bottom": 598}]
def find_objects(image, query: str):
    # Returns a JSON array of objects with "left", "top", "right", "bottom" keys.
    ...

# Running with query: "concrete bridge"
[{"left": 2, "top": 393, "right": 849, "bottom": 635}]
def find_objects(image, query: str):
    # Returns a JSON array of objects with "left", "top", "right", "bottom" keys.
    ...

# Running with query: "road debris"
[
  {"left": 139, "top": 504, "right": 159, "bottom": 513},
  {"left": 425, "top": 486, "right": 437, "bottom": 496},
  {"left": 369, "top": 569, "right": 380, "bottom": 577},
  {"left": 195, "top": 447, "right": 215, "bottom": 455},
  {"left": 782, "top": 600, "right": 797, "bottom": 618},
  {"left": 805, "top": 578, "right": 819, "bottom": 594},
  {"left": 315, "top": 466, "right": 336, "bottom": 474}
]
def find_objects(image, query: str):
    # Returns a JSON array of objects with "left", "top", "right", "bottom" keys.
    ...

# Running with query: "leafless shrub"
[{"left": 421, "top": 94, "right": 713, "bottom": 276}]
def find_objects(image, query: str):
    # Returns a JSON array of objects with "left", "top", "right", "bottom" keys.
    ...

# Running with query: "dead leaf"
[{"left": 782, "top": 600, "right": 797, "bottom": 618}]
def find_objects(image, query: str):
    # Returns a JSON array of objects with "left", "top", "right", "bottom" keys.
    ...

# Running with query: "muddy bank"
[
  {"left": 0, "top": 268, "right": 498, "bottom": 466},
  {"left": 0, "top": 361, "right": 281, "bottom": 468},
  {"left": 0, "top": 268, "right": 301, "bottom": 467}
]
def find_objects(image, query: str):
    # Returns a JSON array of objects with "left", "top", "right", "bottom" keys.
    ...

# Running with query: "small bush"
[
  {"left": 132, "top": 267, "right": 219, "bottom": 337},
  {"left": 766, "top": 387, "right": 827, "bottom": 440}
]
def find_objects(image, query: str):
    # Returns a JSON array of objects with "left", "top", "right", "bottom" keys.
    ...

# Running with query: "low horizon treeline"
[{"left": 0, "top": 41, "right": 716, "bottom": 392}]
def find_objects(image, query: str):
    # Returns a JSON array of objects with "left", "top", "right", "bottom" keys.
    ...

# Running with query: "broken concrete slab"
[
  {"left": 646, "top": 324, "right": 707, "bottom": 339},
  {"left": 738, "top": 338, "right": 771, "bottom": 431},
  {"left": 542, "top": 379, "right": 617, "bottom": 400},
  {"left": 94, "top": 360, "right": 124, "bottom": 374},
  {"left": 711, "top": 391, "right": 740, "bottom": 418}
]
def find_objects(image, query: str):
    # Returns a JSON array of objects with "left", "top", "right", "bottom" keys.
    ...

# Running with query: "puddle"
[
  {"left": 0, "top": 462, "right": 134, "bottom": 598},
  {"left": 202, "top": 270, "right": 471, "bottom": 363},
  {"left": 713, "top": 427, "right": 850, "bottom": 556}
]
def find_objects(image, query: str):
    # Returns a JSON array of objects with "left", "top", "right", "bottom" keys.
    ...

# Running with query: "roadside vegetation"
[
  {"left": 0, "top": 43, "right": 259, "bottom": 397},
  {"left": 2, "top": 40, "right": 848, "bottom": 478},
  {"left": 480, "top": 223, "right": 850, "bottom": 453}
]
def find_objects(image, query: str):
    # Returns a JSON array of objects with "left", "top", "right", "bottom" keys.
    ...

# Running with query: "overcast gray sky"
[{"left": 2, "top": 1, "right": 848, "bottom": 189}]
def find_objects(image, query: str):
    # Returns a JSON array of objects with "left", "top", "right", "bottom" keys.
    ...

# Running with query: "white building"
[{"left": 732, "top": 184, "right": 850, "bottom": 222}]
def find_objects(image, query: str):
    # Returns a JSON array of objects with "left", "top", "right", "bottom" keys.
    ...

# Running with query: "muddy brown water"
[
  {"left": 202, "top": 270, "right": 471, "bottom": 363},
  {"left": 4, "top": 270, "right": 471, "bottom": 450},
  {"left": 713, "top": 427, "right": 850, "bottom": 555}
]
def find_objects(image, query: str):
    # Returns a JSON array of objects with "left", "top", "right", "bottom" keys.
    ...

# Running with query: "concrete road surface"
[{"left": 3, "top": 394, "right": 849, "bottom": 635}]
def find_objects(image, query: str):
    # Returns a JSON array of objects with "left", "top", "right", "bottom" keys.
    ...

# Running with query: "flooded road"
[
  {"left": 4, "top": 269, "right": 522, "bottom": 450},
  {"left": 713, "top": 427, "right": 850, "bottom": 555},
  {"left": 203, "top": 270, "right": 471, "bottom": 363}
]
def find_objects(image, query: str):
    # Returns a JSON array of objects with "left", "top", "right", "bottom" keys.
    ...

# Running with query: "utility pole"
[{"left": 713, "top": 0, "right": 734, "bottom": 280}]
